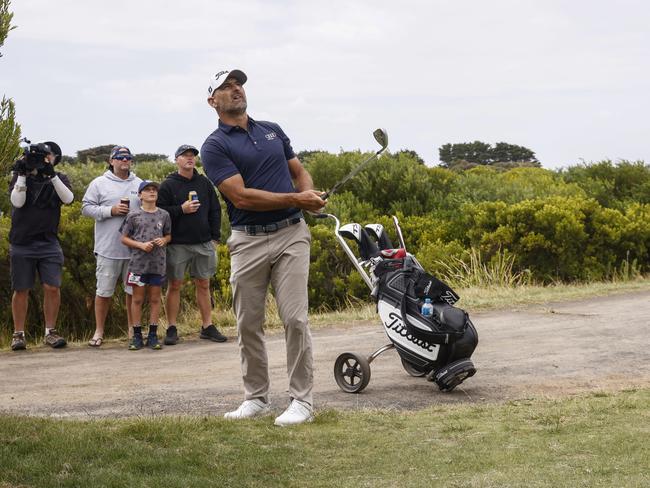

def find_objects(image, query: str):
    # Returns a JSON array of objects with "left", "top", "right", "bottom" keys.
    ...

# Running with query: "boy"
[{"left": 120, "top": 180, "right": 172, "bottom": 350}]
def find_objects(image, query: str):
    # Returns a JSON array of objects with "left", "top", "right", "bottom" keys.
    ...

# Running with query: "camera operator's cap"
[
  {"left": 42, "top": 141, "right": 62, "bottom": 164},
  {"left": 175, "top": 144, "right": 199, "bottom": 159},
  {"left": 138, "top": 180, "right": 160, "bottom": 193},
  {"left": 110, "top": 146, "right": 132, "bottom": 160},
  {"left": 207, "top": 69, "right": 247, "bottom": 96}
]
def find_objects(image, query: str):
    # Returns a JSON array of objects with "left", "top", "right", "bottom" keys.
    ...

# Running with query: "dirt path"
[{"left": 1, "top": 291, "right": 649, "bottom": 418}]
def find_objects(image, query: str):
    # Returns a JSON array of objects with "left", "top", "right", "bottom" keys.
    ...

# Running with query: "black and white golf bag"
[
  {"left": 325, "top": 213, "right": 478, "bottom": 393},
  {"left": 374, "top": 256, "right": 478, "bottom": 391}
]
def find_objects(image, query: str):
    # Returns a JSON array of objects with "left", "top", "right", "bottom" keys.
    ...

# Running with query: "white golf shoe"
[
  {"left": 224, "top": 399, "right": 271, "bottom": 420},
  {"left": 274, "top": 399, "right": 314, "bottom": 427}
]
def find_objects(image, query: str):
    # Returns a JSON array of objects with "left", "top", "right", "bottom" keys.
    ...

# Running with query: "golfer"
[{"left": 201, "top": 69, "right": 326, "bottom": 426}]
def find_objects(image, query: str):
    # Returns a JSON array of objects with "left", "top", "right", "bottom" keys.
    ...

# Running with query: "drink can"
[
  {"left": 120, "top": 197, "right": 130, "bottom": 208},
  {"left": 188, "top": 191, "right": 199, "bottom": 202}
]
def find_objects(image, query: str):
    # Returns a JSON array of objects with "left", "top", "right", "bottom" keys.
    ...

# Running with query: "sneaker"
[
  {"left": 11, "top": 332, "right": 26, "bottom": 351},
  {"left": 200, "top": 324, "right": 227, "bottom": 343},
  {"left": 274, "top": 400, "right": 314, "bottom": 427},
  {"left": 224, "top": 399, "right": 271, "bottom": 420},
  {"left": 146, "top": 333, "right": 162, "bottom": 350},
  {"left": 129, "top": 333, "right": 144, "bottom": 350},
  {"left": 164, "top": 325, "right": 178, "bottom": 345},
  {"left": 44, "top": 330, "right": 67, "bottom": 348}
]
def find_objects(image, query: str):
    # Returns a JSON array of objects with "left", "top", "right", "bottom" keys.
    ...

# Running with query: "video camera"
[{"left": 18, "top": 138, "right": 62, "bottom": 172}]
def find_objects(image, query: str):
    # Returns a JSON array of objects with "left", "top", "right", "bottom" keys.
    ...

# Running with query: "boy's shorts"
[
  {"left": 166, "top": 242, "right": 217, "bottom": 281},
  {"left": 127, "top": 272, "right": 165, "bottom": 287},
  {"left": 10, "top": 242, "right": 64, "bottom": 291},
  {"left": 96, "top": 255, "right": 133, "bottom": 297}
]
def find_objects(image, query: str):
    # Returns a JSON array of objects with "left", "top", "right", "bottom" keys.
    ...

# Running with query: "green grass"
[{"left": 1, "top": 389, "right": 648, "bottom": 487}]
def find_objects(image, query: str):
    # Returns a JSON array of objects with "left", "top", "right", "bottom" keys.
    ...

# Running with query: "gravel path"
[{"left": 1, "top": 290, "right": 649, "bottom": 418}]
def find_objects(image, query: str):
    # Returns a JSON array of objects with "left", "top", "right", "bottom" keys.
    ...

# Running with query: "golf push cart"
[{"left": 315, "top": 129, "right": 478, "bottom": 394}]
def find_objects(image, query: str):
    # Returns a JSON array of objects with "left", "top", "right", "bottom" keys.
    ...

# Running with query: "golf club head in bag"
[
  {"left": 338, "top": 223, "right": 379, "bottom": 260},
  {"left": 322, "top": 128, "right": 389, "bottom": 200},
  {"left": 364, "top": 224, "right": 394, "bottom": 250},
  {"left": 338, "top": 223, "right": 362, "bottom": 243}
]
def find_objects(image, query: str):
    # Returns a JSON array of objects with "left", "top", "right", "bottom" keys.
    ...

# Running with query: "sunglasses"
[{"left": 113, "top": 155, "right": 133, "bottom": 161}]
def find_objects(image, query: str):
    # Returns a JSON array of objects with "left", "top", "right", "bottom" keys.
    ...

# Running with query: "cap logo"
[{"left": 209, "top": 70, "right": 230, "bottom": 94}]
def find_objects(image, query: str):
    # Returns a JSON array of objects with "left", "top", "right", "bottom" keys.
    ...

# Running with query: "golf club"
[
  {"left": 338, "top": 223, "right": 362, "bottom": 243},
  {"left": 338, "top": 223, "right": 380, "bottom": 260},
  {"left": 321, "top": 128, "right": 388, "bottom": 200},
  {"left": 392, "top": 215, "right": 407, "bottom": 253},
  {"left": 364, "top": 223, "right": 393, "bottom": 250}
]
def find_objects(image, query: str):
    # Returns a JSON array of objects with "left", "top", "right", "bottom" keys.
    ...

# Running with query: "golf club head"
[
  {"left": 358, "top": 227, "right": 380, "bottom": 260},
  {"left": 364, "top": 224, "right": 393, "bottom": 250},
  {"left": 339, "top": 223, "right": 379, "bottom": 260},
  {"left": 373, "top": 128, "right": 388, "bottom": 151},
  {"left": 338, "top": 223, "right": 362, "bottom": 243}
]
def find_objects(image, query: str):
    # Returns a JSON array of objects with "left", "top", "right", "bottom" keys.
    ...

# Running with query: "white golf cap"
[{"left": 207, "top": 69, "right": 247, "bottom": 96}]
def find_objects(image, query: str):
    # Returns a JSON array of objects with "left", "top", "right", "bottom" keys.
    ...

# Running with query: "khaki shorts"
[
  {"left": 95, "top": 255, "right": 133, "bottom": 297},
  {"left": 166, "top": 242, "right": 217, "bottom": 281}
]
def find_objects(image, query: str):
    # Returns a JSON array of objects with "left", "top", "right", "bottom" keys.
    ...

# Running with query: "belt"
[{"left": 232, "top": 215, "right": 303, "bottom": 235}]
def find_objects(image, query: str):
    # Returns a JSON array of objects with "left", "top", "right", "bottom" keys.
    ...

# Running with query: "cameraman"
[{"left": 8, "top": 142, "right": 74, "bottom": 351}]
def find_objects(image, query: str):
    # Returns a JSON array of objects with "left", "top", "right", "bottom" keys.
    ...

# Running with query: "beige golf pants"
[{"left": 227, "top": 220, "right": 314, "bottom": 405}]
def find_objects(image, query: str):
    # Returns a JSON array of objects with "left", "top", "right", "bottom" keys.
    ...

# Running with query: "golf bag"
[
  {"left": 327, "top": 213, "right": 478, "bottom": 393},
  {"left": 374, "top": 256, "right": 478, "bottom": 391}
]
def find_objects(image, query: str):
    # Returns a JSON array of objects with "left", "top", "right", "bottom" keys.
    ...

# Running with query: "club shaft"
[{"left": 322, "top": 148, "right": 383, "bottom": 200}]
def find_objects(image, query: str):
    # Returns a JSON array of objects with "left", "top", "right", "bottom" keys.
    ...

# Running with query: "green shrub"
[{"left": 2, "top": 156, "right": 650, "bottom": 344}]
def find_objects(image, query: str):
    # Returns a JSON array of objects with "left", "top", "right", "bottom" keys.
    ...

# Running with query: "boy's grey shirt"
[
  {"left": 81, "top": 170, "right": 143, "bottom": 259},
  {"left": 121, "top": 208, "right": 171, "bottom": 275}
]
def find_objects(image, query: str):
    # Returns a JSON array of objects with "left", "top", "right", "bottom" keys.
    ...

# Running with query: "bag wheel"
[
  {"left": 333, "top": 352, "right": 371, "bottom": 393},
  {"left": 400, "top": 358, "right": 427, "bottom": 377},
  {"left": 434, "top": 358, "right": 476, "bottom": 392}
]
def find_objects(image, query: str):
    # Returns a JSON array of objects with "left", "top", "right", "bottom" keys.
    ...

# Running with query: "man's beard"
[{"left": 222, "top": 98, "right": 247, "bottom": 116}]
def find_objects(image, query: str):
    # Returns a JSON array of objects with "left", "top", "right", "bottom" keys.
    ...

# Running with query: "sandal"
[{"left": 88, "top": 337, "right": 103, "bottom": 347}]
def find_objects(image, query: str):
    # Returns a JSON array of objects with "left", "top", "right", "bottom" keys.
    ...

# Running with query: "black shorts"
[
  {"left": 10, "top": 241, "right": 64, "bottom": 290},
  {"left": 127, "top": 272, "right": 165, "bottom": 287}
]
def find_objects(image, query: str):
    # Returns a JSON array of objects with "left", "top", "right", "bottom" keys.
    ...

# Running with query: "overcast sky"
[{"left": 2, "top": 0, "right": 649, "bottom": 168}]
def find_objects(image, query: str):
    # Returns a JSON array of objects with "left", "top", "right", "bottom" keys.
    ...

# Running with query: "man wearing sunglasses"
[{"left": 81, "top": 146, "right": 143, "bottom": 347}]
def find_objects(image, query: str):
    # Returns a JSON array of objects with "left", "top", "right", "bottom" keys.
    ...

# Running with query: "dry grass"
[
  {"left": 459, "top": 278, "right": 650, "bottom": 311},
  {"left": 437, "top": 247, "right": 532, "bottom": 288},
  {"left": 170, "top": 278, "right": 650, "bottom": 335}
]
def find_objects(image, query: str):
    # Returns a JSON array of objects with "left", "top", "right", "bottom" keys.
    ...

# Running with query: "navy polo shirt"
[{"left": 201, "top": 117, "right": 301, "bottom": 226}]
